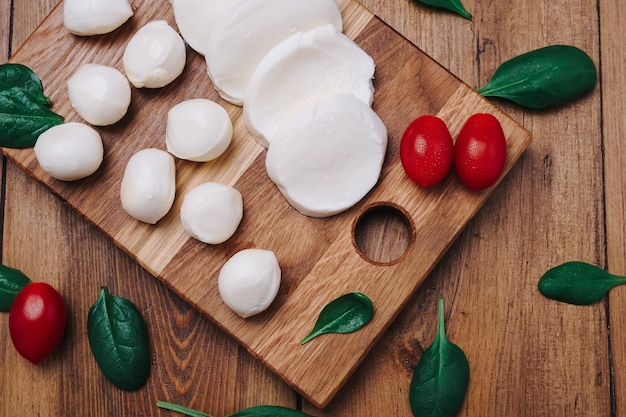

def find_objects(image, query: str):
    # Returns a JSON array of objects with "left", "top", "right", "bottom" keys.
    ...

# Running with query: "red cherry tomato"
[
  {"left": 400, "top": 115, "right": 454, "bottom": 187},
  {"left": 454, "top": 113, "right": 507, "bottom": 190},
  {"left": 9, "top": 282, "right": 67, "bottom": 364}
]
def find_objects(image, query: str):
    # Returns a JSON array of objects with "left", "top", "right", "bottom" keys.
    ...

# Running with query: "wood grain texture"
[
  {"left": 601, "top": 0, "right": 626, "bottom": 415},
  {"left": 3, "top": 0, "right": 530, "bottom": 407},
  {"left": 0, "top": 0, "right": 617, "bottom": 415}
]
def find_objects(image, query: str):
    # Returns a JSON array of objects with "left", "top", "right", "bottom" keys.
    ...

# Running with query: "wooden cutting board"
[{"left": 5, "top": 0, "right": 532, "bottom": 408}]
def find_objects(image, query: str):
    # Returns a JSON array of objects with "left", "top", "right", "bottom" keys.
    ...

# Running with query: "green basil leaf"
[
  {"left": 87, "top": 287, "right": 151, "bottom": 391},
  {"left": 417, "top": 0, "right": 471, "bottom": 19},
  {"left": 477, "top": 45, "right": 597, "bottom": 109},
  {"left": 538, "top": 261, "right": 626, "bottom": 305},
  {"left": 156, "top": 401, "right": 214, "bottom": 417},
  {"left": 0, "top": 264, "right": 32, "bottom": 311},
  {"left": 0, "top": 86, "right": 64, "bottom": 148},
  {"left": 0, "top": 63, "right": 50, "bottom": 105},
  {"left": 301, "top": 292, "right": 374, "bottom": 344},
  {"left": 409, "top": 296, "right": 469, "bottom": 417},
  {"left": 228, "top": 405, "right": 315, "bottom": 417}
]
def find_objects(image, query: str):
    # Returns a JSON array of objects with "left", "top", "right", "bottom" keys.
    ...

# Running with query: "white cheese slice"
[
  {"left": 218, "top": 248, "right": 281, "bottom": 318},
  {"left": 243, "top": 23, "right": 375, "bottom": 148},
  {"left": 265, "top": 93, "right": 387, "bottom": 218},
  {"left": 120, "top": 148, "right": 176, "bottom": 224},
  {"left": 205, "top": 0, "right": 342, "bottom": 105},
  {"left": 172, "top": 0, "right": 233, "bottom": 55},
  {"left": 180, "top": 182, "right": 243, "bottom": 244}
]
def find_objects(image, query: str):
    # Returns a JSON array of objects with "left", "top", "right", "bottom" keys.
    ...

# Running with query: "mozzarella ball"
[
  {"left": 67, "top": 64, "right": 131, "bottom": 126},
  {"left": 218, "top": 249, "right": 281, "bottom": 318},
  {"left": 180, "top": 182, "right": 243, "bottom": 244},
  {"left": 64, "top": 0, "right": 133, "bottom": 36},
  {"left": 166, "top": 99, "right": 232, "bottom": 162},
  {"left": 34, "top": 122, "right": 104, "bottom": 181},
  {"left": 120, "top": 148, "right": 176, "bottom": 224},
  {"left": 123, "top": 20, "right": 186, "bottom": 88}
]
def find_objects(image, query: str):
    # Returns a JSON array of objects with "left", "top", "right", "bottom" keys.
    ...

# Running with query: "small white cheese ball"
[
  {"left": 67, "top": 64, "right": 131, "bottom": 126},
  {"left": 123, "top": 20, "right": 186, "bottom": 88},
  {"left": 64, "top": 0, "right": 133, "bottom": 36},
  {"left": 120, "top": 148, "right": 176, "bottom": 224},
  {"left": 218, "top": 249, "right": 281, "bottom": 318},
  {"left": 34, "top": 122, "right": 104, "bottom": 181},
  {"left": 180, "top": 182, "right": 243, "bottom": 244},
  {"left": 166, "top": 99, "right": 233, "bottom": 162}
]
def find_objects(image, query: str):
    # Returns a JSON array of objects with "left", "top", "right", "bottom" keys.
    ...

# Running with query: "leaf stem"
[
  {"left": 156, "top": 401, "right": 214, "bottom": 417},
  {"left": 437, "top": 295, "right": 446, "bottom": 339}
]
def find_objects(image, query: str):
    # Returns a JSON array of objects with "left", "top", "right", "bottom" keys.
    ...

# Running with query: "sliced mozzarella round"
[
  {"left": 205, "top": 0, "right": 342, "bottom": 105},
  {"left": 120, "top": 148, "right": 176, "bottom": 224},
  {"left": 64, "top": 0, "right": 133, "bottom": 36},
  {"left": 266, "top": 93, "right": 387, "bottom": 218},
  {"left": 172, "top": 0, "right": 233, "bottom": 55},
  {"left": 67, "top": 63, "right": 131, "bottom": 126},
  {"left": 180, "top": 182, "right": 243, "bottom": 244},
  {"left": 244, "top": 24, "right": 375, "bottom": 148},
  {"left": 218, "top": 248, "right": 281, "bottom": 318},
  {"left": 123, "top": 20, "right": 186, "bottom": 88},
  {"left": 34, "top": 122, "right": 104, "bottom": 181},
  {"left": 166, "top": 99, "right": 233, "bottom": 162}
]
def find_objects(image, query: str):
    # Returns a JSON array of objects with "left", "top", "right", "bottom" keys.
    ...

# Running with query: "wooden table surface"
[{"left": 0, "top": 0, "right": 623, "bottom": 416}]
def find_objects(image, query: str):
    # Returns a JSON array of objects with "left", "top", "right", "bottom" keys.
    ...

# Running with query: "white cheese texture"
[
  {"left": 218, "top": 249, "right": 281, "bottom": 318},
  {"left": 244, "top": 23, "right": 375, "bottom": 148},
  {"left": 123, "top": 20, "right": 186, "bottom": 88},
  {"left": 205, "top": 0, "right": 343, "bottom": 105},
  {"left": 63, "top": 0, "right": 133, "bottom": 36},
  {"left": 120, "top": 148, "right": 176, "bottom": 224},
  {"left": 34, "top": 122, "right": 104, "bottom": 181},
  {"left": 67, "top": 63, "right": 132, "bottom": 126},
  {"left": 180, "top": 182, "right": 243, "bottom": 244},
  {"left": 172, "top": 0, "right": 232, "bottom": 55},
  {"left": 166, "top": 99, "right": 233, "bottom": 162},
  {"left": 265, "top": 93, "right": 388, "bottom": 218}
]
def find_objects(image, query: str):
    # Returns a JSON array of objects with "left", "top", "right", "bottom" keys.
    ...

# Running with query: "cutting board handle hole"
[{"left": 352, "top": 203, "right": 415, "bottom": 265}]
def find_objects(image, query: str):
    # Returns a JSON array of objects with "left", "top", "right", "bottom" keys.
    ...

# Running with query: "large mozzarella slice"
[
  {"left": 244, "top": 24, "right": 375, "bottom": 148},
  {"left": 265, "top": 93, "right": 387, "bottom": 218},
  {"left": 205, "top": 0, "right": 342, "bottom": 106},
  {"left": 172, "top": 0, "right": 233, "bottom": 55}
]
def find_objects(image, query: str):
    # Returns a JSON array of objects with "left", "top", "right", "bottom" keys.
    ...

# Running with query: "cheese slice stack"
[{"left": 173, "top": 0, "right": 388, "bottom": 218}]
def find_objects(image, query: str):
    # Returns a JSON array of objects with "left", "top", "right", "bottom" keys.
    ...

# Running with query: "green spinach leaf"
[
  {"left": 477, "top": 45, "right": 597, "bottom": 109},
  {"left": 416, "top": 0, "right": 471, "bottom": 19},
  {"left": 301, "top": 292, "right": 374, "bottom": 344},
  {"left": 538, "top": 261, "right": 626, "bottom": 305},
  {"left": 87, "top": 287, "right": 150, "bottom": 391},
  {"left": 0, "top": 63, "right": 50, "bottom": 105},
  {"left": 0, "top": 264, "right": 32, "bottom": 311},
  {"left": 409, "top": 296, "right": 469, "bottom": 417},
  {"left": 0, "top": 86, "right": 64, "bottom": 148},
  {"left": 156, "top": 401, "right": 316, "bottom": 417}
]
